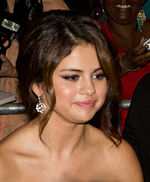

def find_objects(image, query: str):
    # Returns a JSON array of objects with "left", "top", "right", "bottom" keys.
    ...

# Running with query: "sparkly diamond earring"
[
  {"left": 137, "top": 8, "right": 146, "bottom": 32},
  {"left": 36, "top": 96, "right": 46, "bottom": 113}
]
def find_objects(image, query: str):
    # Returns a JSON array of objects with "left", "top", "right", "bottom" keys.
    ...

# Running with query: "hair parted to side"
[{"left": 16, "top": 10, "right": 121, "bottom": 145}]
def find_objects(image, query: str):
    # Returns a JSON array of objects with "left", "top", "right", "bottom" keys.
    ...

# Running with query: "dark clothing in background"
[{"left": 123, "top": 73, "right": 150, "bottom": 182}]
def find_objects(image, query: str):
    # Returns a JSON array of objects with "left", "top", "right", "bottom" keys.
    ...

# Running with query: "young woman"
[{"left": 0, "top": 10, "right": 143, "bottom": 181}]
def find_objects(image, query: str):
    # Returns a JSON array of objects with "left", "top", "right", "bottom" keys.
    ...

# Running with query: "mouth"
[
  {"left": 75, "top": 100, "right": 96, "bottom": 108},
  {"left": 115, "top": 4, "right": 131, "bottom": 9}
]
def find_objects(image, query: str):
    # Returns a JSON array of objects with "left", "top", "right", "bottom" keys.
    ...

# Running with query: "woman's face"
[
  {"left": 103, "top": 0, "right": 144, "bottom": 24},
  {"left": 52, "top": 44, "right": 108, "bottom": 124}
]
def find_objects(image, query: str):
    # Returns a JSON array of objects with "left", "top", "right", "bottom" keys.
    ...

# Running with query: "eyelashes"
[
  {"left": 92, "top": 73, "right": 106, "bottom": 80},
  {"left": 61, "top": 73, "right": 106, "bottom": 81},
  {"left": 62, "top": 75, "right": 79, "bottom": 81}
]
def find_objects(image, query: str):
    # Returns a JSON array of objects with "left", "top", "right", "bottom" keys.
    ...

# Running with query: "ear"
[{"left": 32, "top": 83, "right": 43, "bottom": 96}]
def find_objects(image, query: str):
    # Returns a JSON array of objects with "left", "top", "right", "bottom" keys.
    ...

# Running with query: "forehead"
[{"left": 55, "top": 44, "right": 101, "bottom": 71}]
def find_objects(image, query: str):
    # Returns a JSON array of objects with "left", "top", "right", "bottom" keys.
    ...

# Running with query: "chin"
[
  {"left": 116, "top": 18, "right": 132, "bottom": 25},
  {"left": 73, "top": 112, "right": 97, "bottom": 123}
]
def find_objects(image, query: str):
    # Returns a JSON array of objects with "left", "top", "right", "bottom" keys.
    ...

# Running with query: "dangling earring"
[
  {"left": 100, "top": 6, "right": 107, "bottom": 23},
  {"left": 36, "top": 96, "right": 46, "bottom": 113},
  {"left": 137, "top": 8, "right": 146, "bottom": 32}
]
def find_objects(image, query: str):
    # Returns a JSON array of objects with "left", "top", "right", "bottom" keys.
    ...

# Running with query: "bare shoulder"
[
  {"left": 86, "top": 126, "right": 143, "bottom": 182},
  {"left": 104, "top": 138, "right": 143, "bottom": 182},
  {"left": 0, "top": 121, "right": 40, "bottom": 156},
  {"left": 0, "top": 121, "right": 40, "bottom": 180}
]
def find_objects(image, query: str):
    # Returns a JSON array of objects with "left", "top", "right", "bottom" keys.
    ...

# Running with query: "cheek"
[
  {"left": 54, "top": 83, "right": 76, "bottom": 102},
  {"left": 96, "top": 81, "right": 108, "bottom": 99}
]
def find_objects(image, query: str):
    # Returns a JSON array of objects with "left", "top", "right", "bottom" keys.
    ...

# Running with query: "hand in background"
[
  {"left": 128, "top": 37, "right": 150, "bottom": 66},
  {"left": 120, "top": 37, "right": 150, "bottom": 76},
  {"left": 42, "top": 0, "right": 69, "bottom": 12}
]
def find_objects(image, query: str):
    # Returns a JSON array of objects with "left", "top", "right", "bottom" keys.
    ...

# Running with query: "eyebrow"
[{"left": 60, "top": 68, "right": 102, "bottom": 73}]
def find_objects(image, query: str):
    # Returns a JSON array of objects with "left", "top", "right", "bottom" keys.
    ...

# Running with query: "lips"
[{"left": 75, "top": 100, "right": 96, "bottom": 108}]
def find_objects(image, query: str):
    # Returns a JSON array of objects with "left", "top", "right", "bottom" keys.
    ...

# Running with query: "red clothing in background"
[{"left": 97, "top": 20, "right": 150, "bottom": 134}]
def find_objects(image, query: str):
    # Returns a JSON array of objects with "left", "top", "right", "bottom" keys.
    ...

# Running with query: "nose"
[{"left": 79, "top": 77, "right": 96, "bottom": 96}]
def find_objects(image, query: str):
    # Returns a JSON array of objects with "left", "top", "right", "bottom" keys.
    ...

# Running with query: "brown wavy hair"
[{"left": 16, "top": 10, "right": 121, "bottom": 145}]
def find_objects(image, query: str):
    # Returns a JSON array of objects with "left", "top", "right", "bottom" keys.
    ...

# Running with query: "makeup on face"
[{"left": 52, "top": 44, "right": 107, "bottom": 123}]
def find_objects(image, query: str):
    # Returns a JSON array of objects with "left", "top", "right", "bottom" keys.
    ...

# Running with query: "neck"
[
  {"left": 108, "top": 19, "right": 137, "bottom": 37},
  {"left": 40, "top": 112, "right": 87, "bottom": 157},
  {"left": 107, "top": 19, "right": 141, "bottom": 51}
]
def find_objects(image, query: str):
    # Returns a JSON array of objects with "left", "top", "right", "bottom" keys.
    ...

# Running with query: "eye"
[
  {"left": 62, "top": 74, "right": 79, "bottom": 81},
  {"left": 92, "top": 73, "right": 106, "bottom": 80}
]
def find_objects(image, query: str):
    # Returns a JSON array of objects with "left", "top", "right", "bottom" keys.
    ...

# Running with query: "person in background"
[
  {"left": 123, "top": 72, "right": 150, "bottom": 182},
  {"left": 0, "top": 0, "right": 28, "bottom": 140},
  {"left": 0, "top": 10, "right": 143, "bottom": 182},
  {"left": 43, "top": 0, "right": 68, "bottom": 11},
  {"left": 96, "top": 0, "right": 150, "bottom": 134},
  {"left": 0, "top": 0, "right": 69, "bottom": 140}
]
